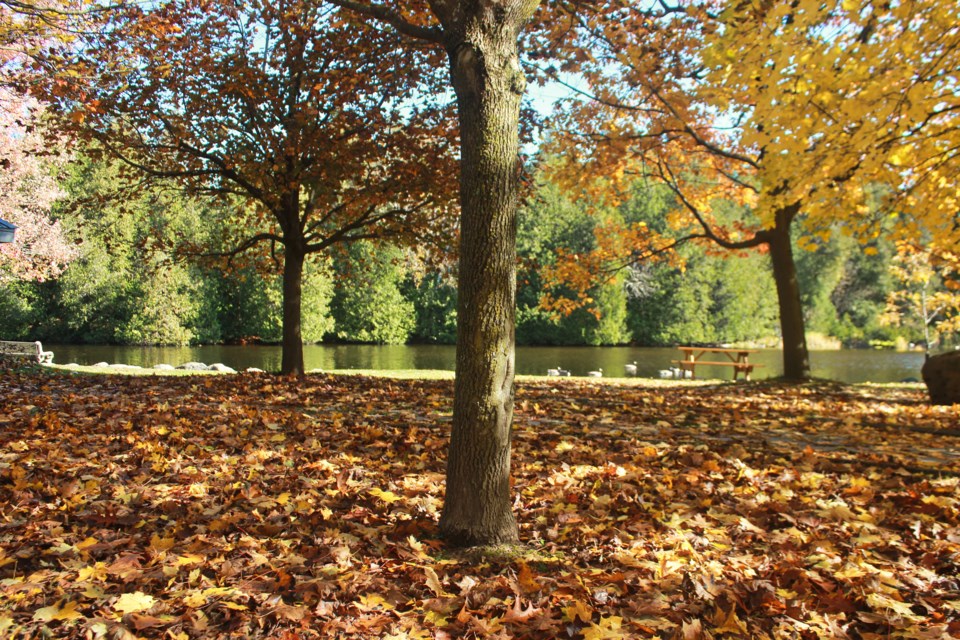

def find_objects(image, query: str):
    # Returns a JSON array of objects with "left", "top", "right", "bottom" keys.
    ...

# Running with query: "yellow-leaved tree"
[
  {"left": 882, "top": 242, "right": 960, "bottom": 351},
  {"left": 547, "top": 0, "right": 959, "bottom": 380}
]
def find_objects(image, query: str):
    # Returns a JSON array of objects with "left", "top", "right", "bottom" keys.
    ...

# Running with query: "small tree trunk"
[
  {"left": 768, "top": 205, "right": 810, "bottom": 381},
  {"left": 280, "top": 243, "right": 306, "bottom": 376},
  {"left": 439, "top": 12, "right": 532, "bottom": 547}
]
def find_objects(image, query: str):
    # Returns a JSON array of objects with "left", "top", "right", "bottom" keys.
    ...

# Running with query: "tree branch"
[
  {"left": 656, "top": 158, "right": 768, "bottom": 251},
  {"left": 326, "top": 0, "right": 444, "bottom": 44}
]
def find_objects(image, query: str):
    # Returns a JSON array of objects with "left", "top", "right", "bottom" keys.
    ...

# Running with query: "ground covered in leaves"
[{"left": 1, "top": 368, "right": 958, "bottom": 639}]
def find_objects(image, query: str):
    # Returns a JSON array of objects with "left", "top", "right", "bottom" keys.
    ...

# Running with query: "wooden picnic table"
[{"left": 672, "top": 346, "right": 762, "bottom": 381}]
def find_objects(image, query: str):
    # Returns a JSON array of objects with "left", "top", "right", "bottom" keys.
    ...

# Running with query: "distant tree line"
[{"left": 0, "top": 153, "right": 952, "bottom": 350}]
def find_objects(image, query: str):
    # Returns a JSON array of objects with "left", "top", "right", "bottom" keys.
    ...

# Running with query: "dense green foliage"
[
  {"left": 0, "top": 155, "right": 335, "bottom": 346},
  {"left": 405, "top": 269, "right": 458, "bottom": 344},
  {"left": 330, "top": 242, "right": 416, "bottom": 345},
  {"left": 0, "top": 155, "right": 944, "bottom": 348},
  {"left": 797, "top": 232, "right": 900, "bottom": 347}
]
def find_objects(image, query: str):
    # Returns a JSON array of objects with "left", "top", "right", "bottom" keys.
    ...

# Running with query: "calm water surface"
[{"left": 47, "top": 343, "right": 927, "bottom": 384}]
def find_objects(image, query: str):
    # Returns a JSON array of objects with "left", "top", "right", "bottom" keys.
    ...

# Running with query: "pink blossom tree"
[{"left": 0, "top": 87, "right": 75, "bottom": 282}]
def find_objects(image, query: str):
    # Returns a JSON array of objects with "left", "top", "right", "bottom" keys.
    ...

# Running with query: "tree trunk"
[
  {"left": 438, "top": 9, "right": 533, "bottom": 547},
  {"left": 768, "top": 205, "right": 810, "bottom": 381},
  {"left": 280, "top": 243, "right": 306, "bottom": 376}
]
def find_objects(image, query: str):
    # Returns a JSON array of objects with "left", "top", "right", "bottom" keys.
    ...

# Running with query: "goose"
[
  {"left": 587, "top": 368, "right": 603, "bottom": 377},
  {"left": 624, "top": 361, "right": 638, "bottom": 376},
  {"left": 547, "top": 368, "right": 560, "bottom": 376}
]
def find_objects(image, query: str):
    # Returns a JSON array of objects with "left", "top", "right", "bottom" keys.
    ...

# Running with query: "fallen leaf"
[
  {"left": 502, "top": 597, "right": 540, "bottom": 623},
  {"left": 582, "top": 615, "right": 625, "bottom": 639},
  {"left": 114, "top": 592, "right": 156, "bottom": 615},
  {"left": 424, "top": 566, "right": 448, "bottom": 597},
  {"left": 563, "top": 599, "right": 593, "bottom": 623},
  {"left": 33, "top": 600, "right": 84, "bottom": 622},
  {"left": 370, "top": 487, "right": 403, "bottom": 504}
]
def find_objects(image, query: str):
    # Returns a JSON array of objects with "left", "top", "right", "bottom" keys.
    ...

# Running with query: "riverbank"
[
  {"left": 38, "top": 343, "right": 928, "bottom": 383},
  {"left": 44, "top": 363, "right": 722, "bottom": 386}
]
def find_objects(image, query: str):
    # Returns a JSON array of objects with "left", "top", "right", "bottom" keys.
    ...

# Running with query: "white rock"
[{"left": 177, "top": 362, "right": 208, "bottom": 371}]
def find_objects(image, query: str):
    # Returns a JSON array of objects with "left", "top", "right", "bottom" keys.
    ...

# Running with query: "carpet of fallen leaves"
[{"left": 1, "top": 368, "right": 959, "bottom": 640}]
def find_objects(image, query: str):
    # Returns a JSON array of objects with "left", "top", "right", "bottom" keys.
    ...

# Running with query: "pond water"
[{"left": 46, "top": 343, "right": 927, "bottom": 384}]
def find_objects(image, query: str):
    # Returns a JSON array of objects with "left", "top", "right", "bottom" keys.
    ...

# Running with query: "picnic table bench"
[
  {"left": 0, "top": 340, "right": 54, "bottom": 364},
  {"left": 672, "top": 346, "right": 762, "bottom": 381}
]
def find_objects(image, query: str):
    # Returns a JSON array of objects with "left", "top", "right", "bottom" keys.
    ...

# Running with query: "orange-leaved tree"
[
  {"left": 30, "top": 0, "right": 459, "bottom": 375},
  {"left": 547, "top": 0, "right": 960, "bottom": 380}
]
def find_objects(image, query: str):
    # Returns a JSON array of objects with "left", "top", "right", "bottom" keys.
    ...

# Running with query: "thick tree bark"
[
  {"left": 280, "top": 241, "right": 306, "bottom": 376},
  {"left": 768, "top": 205, "right": 810, "bottom": 381},
  {"left": 438, "top": 6, "right": 534, "bottom": 547}
]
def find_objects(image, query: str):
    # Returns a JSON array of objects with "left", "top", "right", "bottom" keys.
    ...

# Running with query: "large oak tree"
[
  {"left": 326, "top": 0, "right": 580, "bottom": 545},
  {"left": 326, "top": 0, "right": 687, "bottom": 546}
]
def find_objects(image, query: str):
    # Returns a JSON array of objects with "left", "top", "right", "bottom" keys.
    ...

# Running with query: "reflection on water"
[{"left": 46, "top": 343, "right": 926, "bottom": 384}]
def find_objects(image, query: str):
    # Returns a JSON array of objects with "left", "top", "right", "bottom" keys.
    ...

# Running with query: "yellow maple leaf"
[
  {"left": 74, "top": 537, "right": 98, "bottom": 552},
  {"left": 422, "top": 609, "right": 448, "bottom": 627},
  {"left": 33, "top": 600, "right": 85, "bottom": 622},
  {"left": 865, "top": 593, "right": 925, "bottom": 622},
  {"left": 370, "top": 487, "right": 403, "bottom": 504},
  {"left": 149, "top": 534, "right": 175, "bottom": 552},
  {"left": 77, "top": 562, "right": 108, "bottom": 582},
  {"left": 582, "top": 615, "right": 625, "bottom": 639},
  {"left": 711, "top": 605, "right": 748, "bottom": 635},
  {"left": 183, "top": 586, "right": 237, "bottom": 608},
  {"left": 516, "top": 561, "right": 541, "bottom": 594},
  {"left": 358, "top": 593, "right": 396, "bottom": 611},
  {"left": 562, "top": 599, "right": 593, "bottom": 623},
  {"left": 176, "top": 553, "right": 205, "bottom": 566},
  {"left": 113, "top": 592, "right": 156, "bottom": 615}
]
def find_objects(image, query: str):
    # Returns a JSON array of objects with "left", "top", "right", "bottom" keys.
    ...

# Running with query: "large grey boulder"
[{"left": 921, "top": 350, "right": 960, "bottom": 405}]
